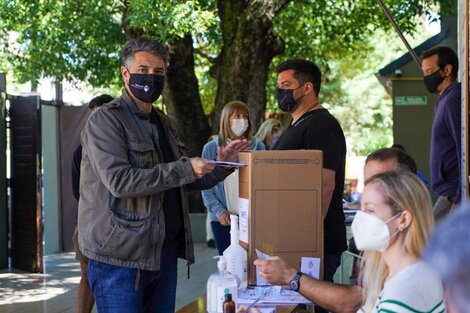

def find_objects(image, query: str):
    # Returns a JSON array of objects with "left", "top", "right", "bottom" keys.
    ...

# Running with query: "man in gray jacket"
[{"left": 78, "top": 37, "right": 249, "bottom": 313}]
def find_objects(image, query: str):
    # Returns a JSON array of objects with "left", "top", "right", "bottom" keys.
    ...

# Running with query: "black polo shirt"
[{"left": 273, "top": 108, "right": 347, "bottom": 254}]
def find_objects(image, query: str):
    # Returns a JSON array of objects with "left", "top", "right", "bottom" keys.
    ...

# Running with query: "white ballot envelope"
[{"left": 224, "top": 169, "right": 239, "bottom": 215}]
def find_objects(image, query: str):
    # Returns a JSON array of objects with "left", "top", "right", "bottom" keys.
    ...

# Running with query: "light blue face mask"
[
  {"left": 270, "top": 137, "right": 278, "bottom": 147},
  {"left": 352, "top": 211, "right": 402, "bottom": 252}
]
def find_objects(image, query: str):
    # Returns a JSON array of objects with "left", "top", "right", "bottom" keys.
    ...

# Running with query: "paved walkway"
[
  {"left": 0, "top": 242, "right": 355, "bottom": 312},
  {"left": 0, "top": 243, "right": 218, "bottom": 313}
]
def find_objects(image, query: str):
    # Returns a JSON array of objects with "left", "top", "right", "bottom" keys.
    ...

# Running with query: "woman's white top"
[{"left": 359, "top": 261, "right": 445, "bottom": 313}]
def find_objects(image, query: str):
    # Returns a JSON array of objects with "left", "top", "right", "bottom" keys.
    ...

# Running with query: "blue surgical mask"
[{"left": 270, "top": 137, "right": 279, "bottom": 147}]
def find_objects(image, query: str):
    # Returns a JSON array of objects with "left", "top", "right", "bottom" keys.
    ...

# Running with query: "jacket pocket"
[
  {"left": 127, "top": 139, "right": 155, "bottom": 168},
  {"left": 98, "top": 211, "right": 154, "bottom": 261}
]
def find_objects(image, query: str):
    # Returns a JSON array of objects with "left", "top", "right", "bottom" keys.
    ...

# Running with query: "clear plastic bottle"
[
  {"left": 207, "top": 256, "right": 238, "bottom": 313},
  {"left": 223, "top": 214, "right": 248, "bottom": 288}
]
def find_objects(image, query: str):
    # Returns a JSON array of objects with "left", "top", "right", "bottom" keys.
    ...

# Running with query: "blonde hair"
[
  {"left": 360, "top": 170, "right": 434, "bottom": 312},
  {"left": 218, "top": 100, "right": 252, "bottom": 147},
  {"left": 254, "top": 118, "right": 282, "bottom": 146}
]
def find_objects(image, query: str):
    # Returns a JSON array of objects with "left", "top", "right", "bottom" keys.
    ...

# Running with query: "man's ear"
[
  {"left": 443, "top": 64, "right": 453, "bottom": 77},
  {"left": 121, "top": 66, "right": 129, "bottom": 85},
  {"left": 306, "top": 82, "right": 316, "bottom": 96}
]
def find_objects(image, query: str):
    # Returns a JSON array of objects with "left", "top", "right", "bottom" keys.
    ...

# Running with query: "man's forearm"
[{"left": 298, "top": 275, "right": 362, "bottom": 313}]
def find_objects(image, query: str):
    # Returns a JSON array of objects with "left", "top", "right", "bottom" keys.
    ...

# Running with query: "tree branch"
[
  {"left": 194, "top": 48, "right": 216, "bottom": 64},
  {"left": 194, "top": 36, "right": 217, "bottom": 64}
]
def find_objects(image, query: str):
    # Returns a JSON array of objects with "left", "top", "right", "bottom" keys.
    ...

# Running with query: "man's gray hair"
[
  {"left": 423, "top": 204, "right": 470, "bottom": 313},
  {"left": 121, "top": 37, "right": 169, "bottom": 69}
]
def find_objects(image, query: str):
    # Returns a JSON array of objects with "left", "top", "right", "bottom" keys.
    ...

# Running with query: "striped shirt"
[{"left": 361, "top": 261, "right": 445, "bottom": 313}]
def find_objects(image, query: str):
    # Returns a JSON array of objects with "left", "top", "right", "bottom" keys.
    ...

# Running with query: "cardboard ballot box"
[{"left": 238, "top": 150, "right": 324, "bottom": 286}]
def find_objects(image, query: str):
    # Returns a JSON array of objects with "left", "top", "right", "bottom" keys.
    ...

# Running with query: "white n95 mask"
[
  {"left": 231, "top": 119, "right": 249, "bottom": 137},
  {"left": 351, "top": 211, "right": 400, "bottom": 252}
]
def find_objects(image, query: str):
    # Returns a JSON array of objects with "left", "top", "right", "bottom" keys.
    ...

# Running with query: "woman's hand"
[
  {"left": 218, "top": 211, "right": 231, "bottom": 226},
  {"left": 217, "top": 139, "right": 251, "bottom": 163}
]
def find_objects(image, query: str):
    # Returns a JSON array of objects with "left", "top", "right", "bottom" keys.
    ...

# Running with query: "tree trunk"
[
  {"left": 212, "top": 0, "right": 289, "bottom": 132},
  {"left": 163, "top": 35, "right": 212, "bottom": 213},
  {"left": 163, "top": 34, "right": 212, "bottom": 158}
]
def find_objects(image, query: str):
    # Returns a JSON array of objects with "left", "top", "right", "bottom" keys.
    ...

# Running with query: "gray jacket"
[{"left": 78, "top": 90, "right": 231, "bottom": 271}]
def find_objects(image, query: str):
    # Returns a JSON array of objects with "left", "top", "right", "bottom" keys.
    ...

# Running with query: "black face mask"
[
  {"left": 128, "top": 73, "right": 164, "bottom": 103},
  {"left": 423, "top": 69, "right": 444, "bottom": 94},
  {"left": 276, "top": 84, "right": 306, "bottom": 112}
]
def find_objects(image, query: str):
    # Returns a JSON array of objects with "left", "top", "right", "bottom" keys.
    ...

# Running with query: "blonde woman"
[
  {"left": 201, "top": 100, "right": 265, "bottom": 254},
  {"left": 354, "top": 170, "right": 444, "bottom": 312},
  {"left": 254, "top": 118, "right": 283, "bottom": 150}
]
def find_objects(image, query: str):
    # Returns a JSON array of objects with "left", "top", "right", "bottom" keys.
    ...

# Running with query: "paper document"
[
  {"left": 300, "top": 257, "right": 320, "bottom": 280},
  {"left": 224, "top": 170, "right": 239, "bottom": 214},
  {"left": 208, "top": 160, "right": 247, "bottom": 167},
  {"left": 238, "top": 286, "right": 311, "bottom": 306},
  {"left": 239, "top": 198, "right": 249, "bottom": 243},
  {"left": 255, "top": 249, "right": 271, "bottom": 286}
]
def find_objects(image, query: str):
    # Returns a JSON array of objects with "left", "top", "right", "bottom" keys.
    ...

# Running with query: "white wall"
[{"left": 457, "top": 0, "right": 468, "bottom": 201}]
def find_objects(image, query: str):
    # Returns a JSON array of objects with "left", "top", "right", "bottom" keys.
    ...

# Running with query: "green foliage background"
[{"left": 0, "top": 0, "right": 445, "bottom": 155}]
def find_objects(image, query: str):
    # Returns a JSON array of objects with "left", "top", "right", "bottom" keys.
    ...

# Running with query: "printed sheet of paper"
[
  {"left": 255, "top": 249, "right": 271, "bottom": 286},
  {"left": 238, "top": 285, "right": 311, "bottom": 306},
  {"left": 239, "top": 198, "right": 249, "bottom": 243},
  {"left": 224, "top": 170, "right": 239, "bottom": 215},
  {"left": 300, "top": 257, "right": 320, "bottom": 280}
]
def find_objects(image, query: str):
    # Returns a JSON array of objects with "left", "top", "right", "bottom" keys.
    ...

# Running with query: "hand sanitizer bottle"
[
  {"left": 207, "top": 256, "right": 238, "bottom": 313},
  {"left": 223, "top": 214, "right": 248, "bottom": 288}
]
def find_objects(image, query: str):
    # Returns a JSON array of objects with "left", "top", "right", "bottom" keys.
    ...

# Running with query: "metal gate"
[{"left": 8, "top": 95, "right": 43, "bottom": 273}]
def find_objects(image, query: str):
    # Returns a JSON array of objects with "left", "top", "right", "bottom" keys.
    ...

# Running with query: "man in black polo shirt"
[{"left": 273, "top": 59, "right": 347, "bottom": 312}]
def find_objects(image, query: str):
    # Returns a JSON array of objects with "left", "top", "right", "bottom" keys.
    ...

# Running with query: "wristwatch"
[{"left": 289, "top": 272, "right": 303, "bottom": 292}]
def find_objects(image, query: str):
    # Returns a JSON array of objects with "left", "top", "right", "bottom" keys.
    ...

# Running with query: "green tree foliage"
[
  {"left": 0, "top": 0, "right": 124, "bottom": 86},
  {"left": 0, "top": 0, "right": 449, "bottom": 155},
  {"left": 127, "top": 0, "right": 216, "bottom": 41},
  {"left": 263, "top": 0, "right": 446, "bottom": 156}
]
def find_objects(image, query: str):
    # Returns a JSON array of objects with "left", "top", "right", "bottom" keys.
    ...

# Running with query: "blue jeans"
[
  {"left": 87, "top": 243, "right": 178, "bottom": 313},
  {"left": 211, "top": 221, "right": 231, "bottom": 255}
]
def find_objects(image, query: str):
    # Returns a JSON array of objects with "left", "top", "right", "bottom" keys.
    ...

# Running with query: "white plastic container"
[
  {"left": 207, "top": 256, "right": 238, "bottom": 313},
  {"left": 223, "top": 214, "right": 248, "bottom": 288}
]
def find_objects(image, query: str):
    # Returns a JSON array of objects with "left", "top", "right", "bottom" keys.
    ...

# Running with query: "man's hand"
[
  {"left": 189, "top": 157, "right": 216, "bottom": 179},
  {"left": 217, "top": 139, "right": 251, "bottom": 163},
  {"left": 237, "top": 306, "right": 261, "bottom": 313},
  {"left": 218, "top": 211, "right": 231, "bottom": 226},
  {"left": 254, "top": 256, "right": 297, "bottom": 286}
]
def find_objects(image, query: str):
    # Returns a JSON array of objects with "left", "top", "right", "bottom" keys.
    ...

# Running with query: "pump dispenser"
[
  {"left": 206, "top": 256, "right": 238, "bottom": 313},
  {"left": 223, "top": 214, "right": 248, "bottom": 288}
]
